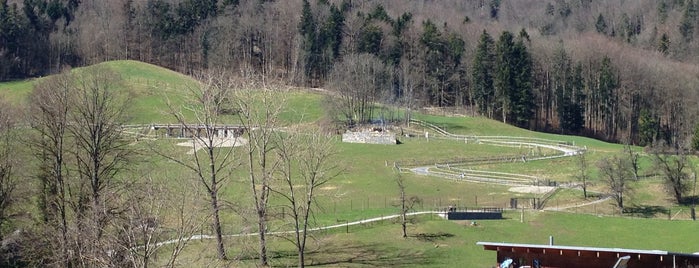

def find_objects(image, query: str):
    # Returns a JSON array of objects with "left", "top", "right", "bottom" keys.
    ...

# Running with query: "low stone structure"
[{"left": 342, "top": 130, "right": 396, "bottom": 144}]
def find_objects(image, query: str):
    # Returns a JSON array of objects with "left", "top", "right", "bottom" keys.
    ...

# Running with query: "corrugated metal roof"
[{"left": 476, "top": 241, "right": 669, "bottom": 255}]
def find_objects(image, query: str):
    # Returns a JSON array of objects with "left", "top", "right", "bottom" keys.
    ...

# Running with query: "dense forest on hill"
[{"left": 2, "top": 0, "right": 699, "bottom": 146}]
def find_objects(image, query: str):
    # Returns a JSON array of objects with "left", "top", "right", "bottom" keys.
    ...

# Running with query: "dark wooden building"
[{"left": 477, "top": 241, "right": 699, "bottom": 268}]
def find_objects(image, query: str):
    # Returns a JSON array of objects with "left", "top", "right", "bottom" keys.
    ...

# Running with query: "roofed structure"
[{"left": 477, "top": 241, "right": 699, "bottom": 268}]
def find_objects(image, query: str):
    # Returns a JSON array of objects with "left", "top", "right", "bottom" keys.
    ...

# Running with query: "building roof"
[
  {"left": 476, "top": 241, "right": 670, "bottom": 255},
  {"left": 477, "top": 241, "right": 699, "bottom": 268}
]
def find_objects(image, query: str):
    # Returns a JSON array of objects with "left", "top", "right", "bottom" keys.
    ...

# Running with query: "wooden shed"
[{"left": 477, "top": 241, "right": 699, "bottom": 268}]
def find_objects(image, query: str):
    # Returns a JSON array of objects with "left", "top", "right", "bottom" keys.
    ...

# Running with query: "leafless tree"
[
  {"left": 598, "top": 156, "right": 633, "bottom": 213},
  {"left": 27, "top": 67, "right": 135, "bottom": 267},
  {"left": 394, "top": 167, "right": 421, "bottom": 238},
  {"left": 27, "top": 67, "right": 131, "bottom": 266},
  {"left": 574, "top": 151, "right": 590, "bottom": 198},
  {"left": 115, "top": 169, "right": 205, "bottom": 268},
  {"left": 326, "top": 53, "right": 392, "bottom": 127},
  {"left": 653, "top": 148, "right": 692, "bottom": 204},
  {"left": 67, "top": 67, "right": 133, "bottom": 266},
  {"left": 233, "top": 81, "right": 286, "bottom": 267},
  {"left": 624, "top": 144, "right": 640, "bottom": 180},
  {"left": 28, "top": 72, "right": 73, "bottom": 266},
  {"left": 397, "top": 58, "right": 420, "bottom": 126},
  {"left": 160, "top": 70, "right": 239, "bottom": 261},
  {"left": 0, "top": 99, "right": 19, "bottom": 239},
  {"left": 274, "top": 127, "right": 339, "bottom": 267}
]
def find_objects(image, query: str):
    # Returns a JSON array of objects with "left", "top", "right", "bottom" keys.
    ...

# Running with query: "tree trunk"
[
  {"left": 211, "top": 191, "right": 226, "bottom": 260},
  {"left": 257, "top": 207, "right": 268, "bottom": 266}
]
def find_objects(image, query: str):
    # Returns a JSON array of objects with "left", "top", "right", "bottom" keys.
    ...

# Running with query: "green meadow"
[{"left": 2, "top": 61, "right": 698, "bottom": 267}]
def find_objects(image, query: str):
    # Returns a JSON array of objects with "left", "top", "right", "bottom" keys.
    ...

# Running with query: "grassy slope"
[
  {"left": 170, "top": 211, "right": 699, "bottom": 267},
  {"left": 4, "top": 61, "right": 697, "bottom": 266}
]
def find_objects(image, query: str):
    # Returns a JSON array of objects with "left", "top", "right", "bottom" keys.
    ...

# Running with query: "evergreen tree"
[
  {"left": 417, "top": 20, "right": 465, "bottom": 107},
  {"left": 489, "top": 0, "right": 501, "bottom": 20},
  {"left": 510, "top": 37, "right": 535, "bottom": 127},
  {"left": 552, "top": 46, "right": 585, "bottom": 133},
  {"left": 298, "top": 0, "right": 345, "bottom": 85},
  {"left": 568, "top": 63, "right": 586, "bottom": 132},
  {"left": 659, "top": 33, "right": 671, "bottom": 54},
  {"left": 472, "top": 30, "right": 495, "bottom": 118},
  {"left": 679, "top": 0, "right": 696, "bottom": 42},
  {"left": 326, "top": 4, "right": 345, "bottom": 58},
  {"left": 596, "top": 13, "right": 608, "bottom": 34},
  {"left": 495, "top": 31, "right": 535, "bottom": 127},
  {"left": 597, "top": 56, "right": 619, "bottom": 139},
  {"left": 659, "top": 0, "right": 669, "bottom": 24},
  {"left": 691, "top": 123, "right": 699, "bottom": 151},
  {"left": 553, "top": 45, "right": 573, "bottom": 131},
  {"left": 495, "top": 31, "right": 515, "bottom": 122},
  {"left": 638, "top": 108, "right": 660, "bottom": 146}
]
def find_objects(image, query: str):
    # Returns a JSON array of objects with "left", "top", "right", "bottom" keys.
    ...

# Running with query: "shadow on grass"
[
  {"left": 303, "top": 242, "right": 432, "bottom": 267},
  {"left": 623, "top": 205, "right": 668, "bottom": 218},
  {"left": 412, "top": 232, "right": 454, "bottom": 242}
]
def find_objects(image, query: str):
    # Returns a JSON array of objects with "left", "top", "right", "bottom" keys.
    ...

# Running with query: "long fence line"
[{"left": 398, "top": 119, "right": 586, "bottom": 202}]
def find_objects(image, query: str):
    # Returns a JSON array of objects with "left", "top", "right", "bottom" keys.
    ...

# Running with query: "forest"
[{"left": 2, "top": 0, "right": 699, "bottom": 146}]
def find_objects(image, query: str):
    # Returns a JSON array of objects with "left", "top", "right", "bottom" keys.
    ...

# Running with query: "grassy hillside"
[{"left": 3, "top": 60, "right": 697, "bottom": 267}]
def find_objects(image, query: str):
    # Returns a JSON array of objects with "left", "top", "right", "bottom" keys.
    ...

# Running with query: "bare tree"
[
  {"left": 275, "top": 127, "right": 339, "bottom": 267},
  {"left": 653, "top": 148, "right": 692, "bottom": 204},
  {"left": 118, "top": 175, "right": 164, "bottom": 268},
  {"left": 574, "top": 151, "right": 590, "bottom": 198},
  {"left": 0, "top": 99, "right": 19, "bottom": 239},
  {"left": 161, "top": 70, "right": 239, "bottom": 260},
  {"left": 28, "top": 72, "right": 73, "bottom": 266},
  {"left": 598, "top": 156, "right": 633, "bottom": 213},
  {"left": 234, "top": 82, "right": 286, "bottom": 267},
  {"left": 117, "top": 170, "right": 205, "bottom": 268},
  {"left": 624, "top": 144, "right": 640, "bottom": 180},
  {"left": 28, "top": 67, "right": 133, "bottom": 267},
  {"left": 326, "top": 53, "right": 392, "bottom": 127},
  {"left": 393, "top": 166, "right": 422, "bottom": 239},
  {"left": 67, "top": 67, "right": 133, "bottom": 266},
  {"left": 398, "top": 59, "right": 420, "bottom": 126},
  {"left": 396, "top": 170, "right": 408, "bottom": 238}
]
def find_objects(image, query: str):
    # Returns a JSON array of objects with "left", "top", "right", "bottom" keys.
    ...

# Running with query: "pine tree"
[
  {"left": 638, "top": 109, "right": 660, "bottom": 146},
  {"left": 679, "top": 0, "right": 696, "bottom": 42},
  {"left": 597, "top": 56, "right": 619, "bottom": 139},
  {"left": 568, "top": 63, "right": 586, "bottom": 133},
  {"left": 659, "top": 33, "right": 671, "bottom": 54},
  {"left": 472, "top": 30, "right": 496, "bottom": 118},
  {"left": 595, "top": 14, "right": 608, "bottom": 34},
  {"left": 510, "top": 37, "right": 535, "bottom": 127},
  {"left": 553, "top": 45, "right": 573, "bottom": 132},
  {"left": 659, "top": 0, "right": 669, "bottom": 24},
  {"left": 299, "top": 0, "right": 318, "bottom": 83},
  {"left": 494, "top": 31, "right": 534, "bottom": 127},
  {"left": 495, "top": 31, "right": 515, "bottom": 123}
]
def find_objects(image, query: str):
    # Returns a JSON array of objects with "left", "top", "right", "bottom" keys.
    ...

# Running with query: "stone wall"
[{"left": 342, "top": 131, "right": 396, "bottom": 144}]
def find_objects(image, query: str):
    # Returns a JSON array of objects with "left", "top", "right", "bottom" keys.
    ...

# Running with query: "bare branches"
[
  {"left": 234, "top": 82, "right": 287, "bottom": 267},
  {"left": 274, "top": 127, "right": 339, "bottom": 267},
  {"left": 652, "top": 147, "right": 692, "bottom": 204},
  {"left": 0, "top": 99, "right": 19, "bottom": 240},
  {"left": 161, "top": 69, "right": 242, "bottom": 261},
  {"left": 598, "top": 156, "right": 633, "bottom": 213},
  {"left": 326, "top": 53, "right": 392, "bottom": 127},
  {"left": 28, "top": 67, "right": 135, "bottom": 267}
]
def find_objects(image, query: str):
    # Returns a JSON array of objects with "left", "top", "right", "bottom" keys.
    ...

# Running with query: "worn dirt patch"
[
  {"left": 177, "top": 137, "right": 248, "bottom": 154},
  {"left": 508, "top": 186, "right": 555, "bottom": 194}
]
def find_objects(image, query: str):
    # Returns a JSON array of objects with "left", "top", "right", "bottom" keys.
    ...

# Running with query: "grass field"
[{"left": 3, "top": 60, "right": 698, "bottom": 266}]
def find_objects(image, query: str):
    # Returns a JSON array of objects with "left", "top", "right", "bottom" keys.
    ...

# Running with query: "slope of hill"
[{"left": 0, "top": 60, "right": 695, "bottom": 267}]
